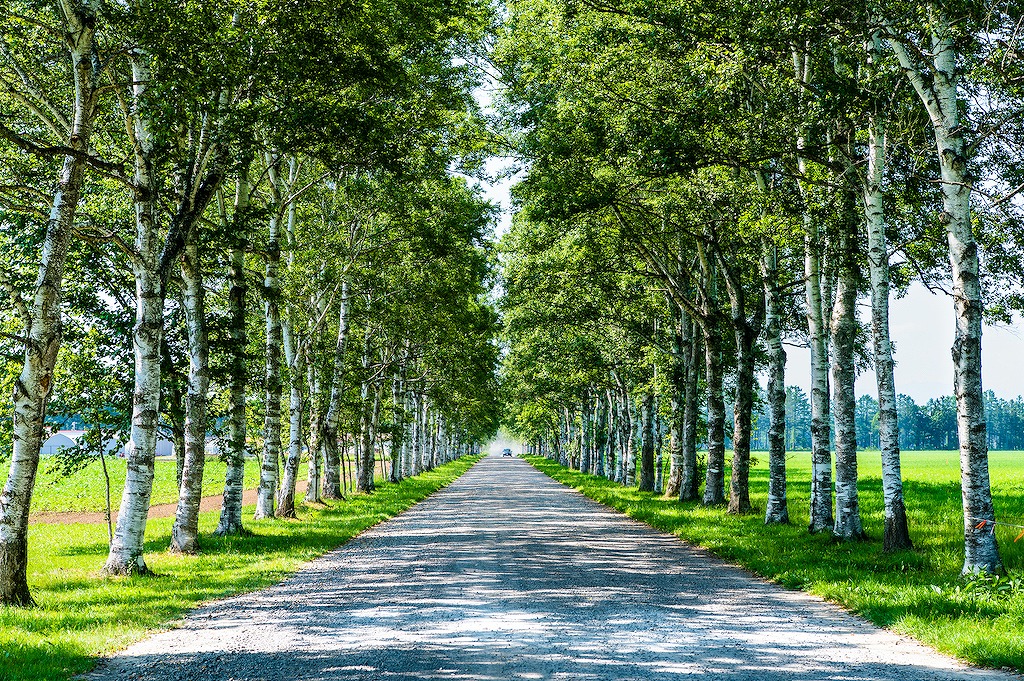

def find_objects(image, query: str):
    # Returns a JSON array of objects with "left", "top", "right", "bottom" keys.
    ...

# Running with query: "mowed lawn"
[
  {"left": 1, "top": 455, "right": 481, "bottom": 681},
  {"left": 529, "top": 450, "right": 1024, "bottom": 672},
  {"left": 30, "top": 457, "right": 264, "bottom": 514}
]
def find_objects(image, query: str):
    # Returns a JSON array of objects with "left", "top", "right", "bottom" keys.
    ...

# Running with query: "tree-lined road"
[{"left": 86, "top": 456, "right": 1012, "bottom": 681}]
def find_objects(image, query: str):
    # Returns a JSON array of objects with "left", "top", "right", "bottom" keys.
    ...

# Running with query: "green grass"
[
  {"left": 1, "top": 455, "right": 481, "bottom": 681},
  {"left": 31, "top": 458, "right": 263, "bottom": 514},
  {"left": 527, "top": 450, "right": 1024, "bottom": 672}
]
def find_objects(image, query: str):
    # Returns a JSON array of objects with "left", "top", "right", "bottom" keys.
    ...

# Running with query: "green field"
[
  {"left": 30, "top": 457, "right": 264, "bottom": 514},
  {"left": 1, "top": 455, "right": 481, "bottom": 681},
  {"left": 529, "top": 450, "right": 1024, "bottom": 672}
]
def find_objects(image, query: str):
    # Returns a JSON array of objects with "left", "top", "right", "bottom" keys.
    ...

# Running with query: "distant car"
[{"left": 501, "top": 448, "right": 513, "bottom": 457}]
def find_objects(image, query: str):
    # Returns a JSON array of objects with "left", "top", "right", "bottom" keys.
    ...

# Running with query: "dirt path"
[
  {"left": 31, "top": 480, "right": 308, "bottom": 525},
  {"left": 84, "top": 456, "right": 1014, "bottom": 681}
]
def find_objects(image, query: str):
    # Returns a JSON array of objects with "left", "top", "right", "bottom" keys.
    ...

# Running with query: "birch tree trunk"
[
  {"left": 0, "top": 1, "right": 99, "bottom": 602},
  {"left": 322, "top": 282, "right": 351, "bottom": 499},
  {"left": 419, "top": 397, "right": 431, "bottom": 473},
  {"left": 722, "top": 257, "right": 764, "bottom": 515},
  {"left": 356, "top": 334, "right": 375, "bottom": 493},
  {"left": 278, "top": 193, "right": 305, "bottom": 518},
  {"left": 367, "top": 386, "right": 381, "bottom": 486},
  {"left": 805, "top": 205, "right": 834, "bottom": 533},
  {"left": 216, "top": 241, "right": 248, "bottom": 535},
  {"left": 654, "top": 409, "right": 664, "bottom": 494},
  {"left": 664, "top": 305, "right": 687, "bottom": 497},
  {"left": 411, "top": 391, "right": 423, "bottom": 475},
  {"left": 792, "top": 47, "right": 834, "bottom": 533},
  {"left": 761, "top": 245, "right": 789, "bottom": 524},
  {"left": 255, "top": 201, "right": 284, "bottom": 519},
  {"left": 305, "top": 350, "right": 323, "bottom": 503},
  {"left": 638, "top": 390, "right": 656, "bottom": 491},
  {"left": 429, "top": 411, "right": 439, "bottom": 471},
  {"left": 390, "top": 378, "right": 404, "bottom": 482},
  {"left": 565, "top": 405, "right": 573, "bottom": 471},
  {"left": 864, "top": 101, "right": 912, "bottom": 550},
  {"left": 621, "top": 391, "right": 635, "bottom": 485},
  {"left": 888, "top": 13, "right": 1000, "bottom": 573},
  {"left": 277, "top": 321, "right": 305, "bottom": 518},
  {"left": 605, "top": 390, "right": 617, "bottom": 482},
  {"left": 831, "top": 225, "right": 865, "bottom": 540},
  {"left": 681, "top": 319, "right": 700, "bottom": 501},
  {"left": 404, "top": 387, "right": 416, "bottom": 477},
  {"left": 105, "top": 54, "right": 165, "bottom": 574},
  {"left": 170, "top": 242, "right": 210, "bottom": 553},
  {"left": 580, "top": 391, "right": 592, "bottom": 474},
  {"left": 595, "top": 394, "right": 607, "bottom": 478},
  {"left": 702, "top": 327, "right": 726, "bottom": 505}
]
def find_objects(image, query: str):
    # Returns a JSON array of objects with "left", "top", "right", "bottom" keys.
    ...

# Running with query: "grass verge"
[
  {"left": 1, "top": 455, "right": 480, "bottom": 681},
  {"left": 526, "top": 453, "right": 1024, "bottom": 673}
]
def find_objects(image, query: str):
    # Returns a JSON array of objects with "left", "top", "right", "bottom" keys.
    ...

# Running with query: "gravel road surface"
[{"left": 85, "top": 455, "right": 1015, "bottom": 681}]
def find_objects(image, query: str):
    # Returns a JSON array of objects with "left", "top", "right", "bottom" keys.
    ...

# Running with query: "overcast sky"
[{"left": 476, "top": 163, "right": 1024, "bottom": 404}]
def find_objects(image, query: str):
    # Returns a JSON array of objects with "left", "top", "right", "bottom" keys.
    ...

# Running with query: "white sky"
[
  {"left": 476, "top": 167, "right": 1024, "bottom": 403},
  {"left": 787, "top": 285, "right": 1024, "bottom": 403}
]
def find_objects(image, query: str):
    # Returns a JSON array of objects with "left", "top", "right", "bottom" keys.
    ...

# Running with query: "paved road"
[{"left": 86, "top": 456, "right": 1014, "bottom": 681}]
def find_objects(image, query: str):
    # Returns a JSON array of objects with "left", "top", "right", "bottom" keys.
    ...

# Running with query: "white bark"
[
  {"left": 804, "top": 184, "right": 833, "bottom": 534},
  {"left": 637, "top": 390, "right": 656, "bottom": 491},
  {"left": 863, "top": 96, "right": 911, "bottom": 550},
  {"left": 278, "top": 199, "right": 304, "bottom": 518},
  {"left": 305, "top": 345, "right": 323, "bottom": 503},
  {"left": 322, "top": 282, "right": 351, "bottom": 499},
  {"left": 170, "top": 242, "right": 210, "bottom": 553},
  {"left": 831, "top": 226, "right": 864, "bottom": 541},
  {"left": 105, "top": 53, "right": 164, "bottom": 574},
  {"left": 761, "top": 245, "right": 789, "bottom": 524},
  {"left": 356, "top": 332, "right": 375, "bottom": 493},
  {"left": 216, "top": 241, "right": 247, "bottom": 536},
  {"left": 390, "top": 377, "right": 404, "bottom": 482},
  {"left": 0, "top": 3, "right": 99, "bottom": 602},
  {"left": 410, "top": 390, "right": 423, "bottom": 476},
  {"left": 887, "top": 11, "right": 1000, "bottom": 573},
  {"left": 277, "top": 319, "right": 305, "bottom": 517},
  {"left": 255, "top": 201, "right": 284, "bottom": 519}
]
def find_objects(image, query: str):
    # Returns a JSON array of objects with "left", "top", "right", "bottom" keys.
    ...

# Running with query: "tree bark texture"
[
  {"left": 863, "top": 106, "right": 911, "bottom": 550},
  {"left": 638, "top": 390, "right": 656, "bottom": 492},
  {"left": 831, "top": 226, "right": 865, "bottom": 540},
  {"left": 170, "top": 242, "right": 210, "bottom": 553},
  {"left": 105, "top": 62, "right": 164, "bottom": 573},
  {"left": 0, "top": 3, "right": 99, "bottom": 601},
  {"left": 216, "top": 243, "right": 248, "bottom": 535},
  {"left": 702, "top": 327, "right": 726, "bottom": 505},
  {"left": 277, "top": 318, "right": 305, "bottom": 518},
  {"left": 888, "top": 16, "right": 997, "bottom": 572},
  {"left": 722, "top": 256, "right": 763, "bottom": 515},
  {"left": 761, "top": 245, "right": 789, "bottom": 524},
  {"left": 680, "top": 321, "right": 700, "bottom": 501},
  {"left": 255, "top": 204, "right": 283, "bottom": 519},
  {"left": 664, "top": 305, "right": 687, "bottom": 498},
  {"left": 321, "top": 282, "right": 350, "bottom": 499},
  {"left": 804, "top": 207, "right": 834, "bottom": 533}
]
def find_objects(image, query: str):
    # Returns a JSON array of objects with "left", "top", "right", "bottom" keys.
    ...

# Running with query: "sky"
[{"left": 475, "top": 164, "right": 1024, "bottom": 404}]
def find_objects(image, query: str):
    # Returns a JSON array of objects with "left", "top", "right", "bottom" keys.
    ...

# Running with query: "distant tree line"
[{"left": 747, "top": 389, "right": 1024, "bottom": 452}]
